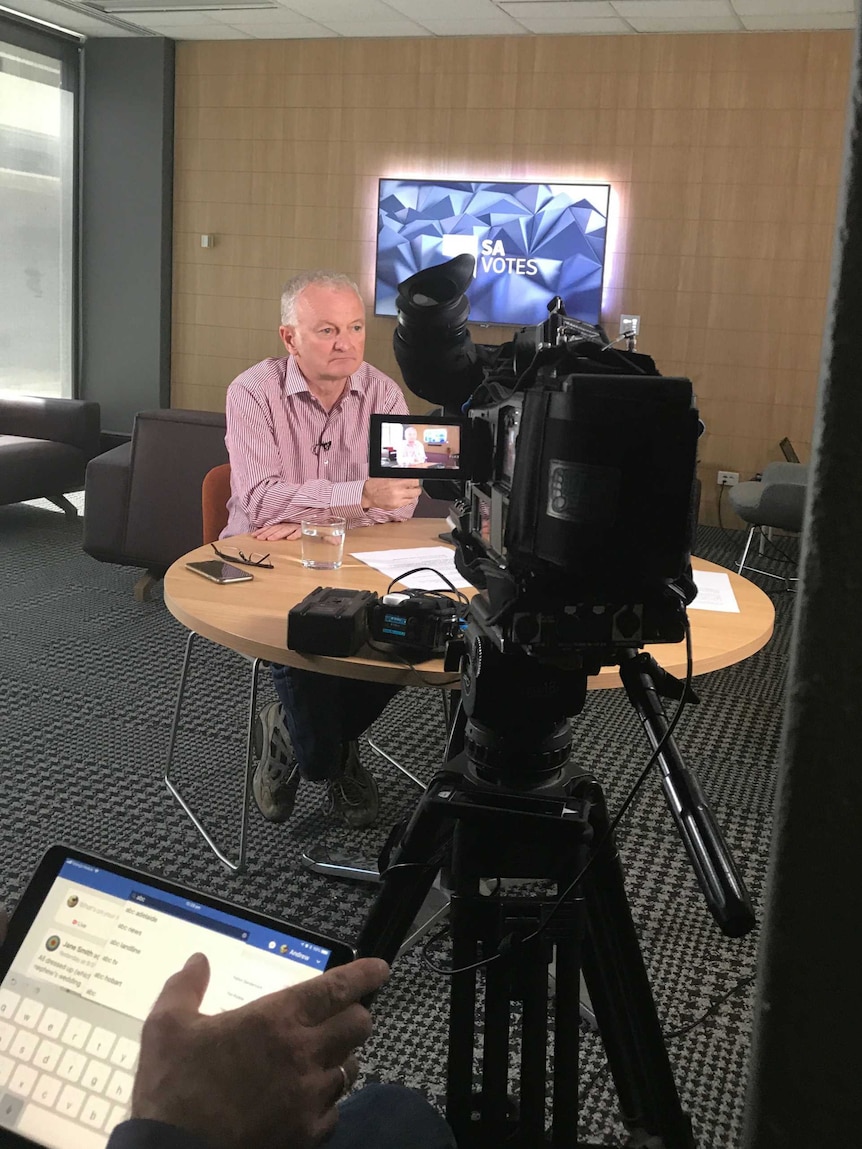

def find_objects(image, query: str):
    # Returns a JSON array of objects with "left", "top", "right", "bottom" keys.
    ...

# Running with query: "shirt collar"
[{"left": 283, "top": 356, "right": 363, "bottom": 400}]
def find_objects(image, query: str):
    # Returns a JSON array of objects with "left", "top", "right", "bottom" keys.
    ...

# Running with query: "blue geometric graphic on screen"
[{"left": 375, "top": 180, "right": 610, "bottom": 326}]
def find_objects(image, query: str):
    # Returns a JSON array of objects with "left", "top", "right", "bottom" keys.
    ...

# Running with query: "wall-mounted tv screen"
[{"left": 374, "top": 179, "right": 610, "bottom": 328}]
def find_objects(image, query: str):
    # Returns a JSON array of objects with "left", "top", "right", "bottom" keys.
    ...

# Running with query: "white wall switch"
[{"left": 620, "top": 314, "right": 640, "bottom": 335}]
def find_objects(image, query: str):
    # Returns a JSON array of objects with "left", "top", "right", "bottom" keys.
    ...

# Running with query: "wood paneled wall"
[{"left": 172, "top": 30, "right": 853, "bottom": 524}]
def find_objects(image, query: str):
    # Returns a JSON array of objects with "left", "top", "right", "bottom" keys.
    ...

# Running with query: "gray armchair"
[
  {"left": 83, "top": 409, "right": 228, "bottom": 599},
  {"left": 0, "top": 395, "right": 101, "bottom": 514}
]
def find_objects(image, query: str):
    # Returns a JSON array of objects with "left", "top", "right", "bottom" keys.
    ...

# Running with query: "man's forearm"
[
  {"left": 242, "top": 477, "right": 366, "bottom": 531},
  {"left": 363, "top": 499, "right": 418, "bottom": 524}
]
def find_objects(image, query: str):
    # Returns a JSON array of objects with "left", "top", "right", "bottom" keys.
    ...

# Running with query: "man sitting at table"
[{"left": 222, "top": 270, "right": 421, "bottom": 831}]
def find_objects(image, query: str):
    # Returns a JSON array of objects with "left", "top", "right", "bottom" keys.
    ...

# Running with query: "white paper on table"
[
  {"left": 689, "top": 570, "right": 740, "bottom": 613},
  {"left": 350, "top": 546, "right": 472, "bottom": 591}
]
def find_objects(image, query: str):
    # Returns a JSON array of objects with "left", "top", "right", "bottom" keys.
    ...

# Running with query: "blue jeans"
[
  {"left": 326, "top": 1084, "right": 456, "bottom": 1149},
  {"left": 271, "top": 665, "right": 400, "bottom": 782}
]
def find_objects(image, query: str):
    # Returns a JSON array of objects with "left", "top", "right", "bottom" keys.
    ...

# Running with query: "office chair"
[
  {"left": 728, "top": 461, "right": 807, "bottom": 587},
  {"left": 201, "top": 461, "right": 232, "bottom": 545},
  {"left": 163, "top": 462, "right": 268, "bottom": 873}
]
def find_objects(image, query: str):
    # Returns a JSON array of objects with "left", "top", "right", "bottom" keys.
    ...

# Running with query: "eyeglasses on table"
[{"left": 211, "top": 543, "right": 274, "bottom": 569}]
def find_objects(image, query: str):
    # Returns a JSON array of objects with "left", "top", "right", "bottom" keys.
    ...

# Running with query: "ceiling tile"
[
  {"left": 412, "top": 14, "right": 528, "bottom": 33},
  {"left": 739, "top": 10, "right": 855, "bottom": 24},
  {"left": 386, "top": 0, "right": 503, "bottom": 12},
  {"left": 278, "top": 0, "right": 396, "bottom": 16},
  {"left": 129, "top": 9, "right": 224, "bottom": 24},
  {"left": 623, "top": 11, "right": 742, "bottom": 26},
  {"left": 508, "top": 14, "right": 632, "bottom": 30},
  {"left": 732, "top": 0, "right": 853, "bottom": 13},
  {"left": 147, "top": 21, "right": 253, "bottom": 35},
  {"left": 218, "top": 18, "right": 338, "bottom": 32},
  {"left": 315, "top": 17, "right": 433, "bottom": 34},
  {"left": 205, "top": 7, "right": 325, "bottom": 24},
  {"left": 502, "top": 1, "right": 616, "bottom": 16},
  {"left": 613, "top": 0, "right": 735, "bottom": 16}
]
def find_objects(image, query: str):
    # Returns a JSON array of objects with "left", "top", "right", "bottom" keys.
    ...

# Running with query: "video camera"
[
  {"left": 370, "top": 253, "right": 702, "bottom": 672},
  {"left": 357, "top": 257, "right": 752, "bottom": 1149}
]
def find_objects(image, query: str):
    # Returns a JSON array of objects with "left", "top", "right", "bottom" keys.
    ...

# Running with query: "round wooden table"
[
  {"left": 162, "top": 518, "right": 774, "bottom": 877},
  {"left": 164, "top": 518, "right": 775, "bottom": 691}
]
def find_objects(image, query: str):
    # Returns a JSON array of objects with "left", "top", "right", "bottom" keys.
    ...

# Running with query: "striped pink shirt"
[{"left": 222, "top": 356, "right": 414, "bottom": 537}]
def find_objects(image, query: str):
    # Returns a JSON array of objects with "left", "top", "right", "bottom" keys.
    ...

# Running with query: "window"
[{"left": 0, "top": 16, "right": 79, "bottom": 398}]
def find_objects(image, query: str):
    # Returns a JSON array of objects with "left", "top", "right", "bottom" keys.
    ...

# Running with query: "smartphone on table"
[
  {"left": 186, "top": 560, "right": 253, "bottom": 584},
  {"left": 0, "top": 845, "right": 354, "bottom": 1149}
]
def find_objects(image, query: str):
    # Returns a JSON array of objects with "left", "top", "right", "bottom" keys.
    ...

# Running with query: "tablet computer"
[{"left": 0, "top": 845, "right": 354, "bottom": 1149}]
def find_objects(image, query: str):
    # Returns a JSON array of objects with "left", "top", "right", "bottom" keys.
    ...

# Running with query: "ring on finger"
[{"left": 338, "top": 1064, "right": 350, "bottom": 1097}]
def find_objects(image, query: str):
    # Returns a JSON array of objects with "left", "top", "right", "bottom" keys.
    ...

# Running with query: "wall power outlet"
[{"left": 717, "top": 470, "right": 739, "bottom": 486}]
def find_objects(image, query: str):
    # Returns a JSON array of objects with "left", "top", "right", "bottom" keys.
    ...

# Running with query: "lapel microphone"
[{"left": 312, "top": 436, "right": 332, "bottom": 456}]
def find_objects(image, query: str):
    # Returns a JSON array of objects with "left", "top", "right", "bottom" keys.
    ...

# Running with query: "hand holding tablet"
[
  {"left": 132, "top": 952, "right": 389, "bottom": 1149},
  {"left": 0, "top": 846, "right": 357, "bottom": 1149}
]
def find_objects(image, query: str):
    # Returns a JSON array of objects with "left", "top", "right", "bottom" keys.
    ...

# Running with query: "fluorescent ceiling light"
[{"left": 0, "top": 2, "right": 84, "bottom": 34}]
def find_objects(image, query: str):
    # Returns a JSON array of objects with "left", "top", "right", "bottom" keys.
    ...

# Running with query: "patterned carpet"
[{"left": 0, "top": 497, "right": 798, "bottom": 1147}]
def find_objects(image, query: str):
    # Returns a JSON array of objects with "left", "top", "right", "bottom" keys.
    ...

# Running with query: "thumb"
[{"left": 149, "top": 952, "right": 211, "bottom": 1020}]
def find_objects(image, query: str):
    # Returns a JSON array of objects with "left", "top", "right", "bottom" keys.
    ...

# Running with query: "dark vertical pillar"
[
  {"left": 80, "top": 37, "right": 174, "bottom": 435},
  {"left": 742, "top": 15, "right": 862, "bottom": 1147}
]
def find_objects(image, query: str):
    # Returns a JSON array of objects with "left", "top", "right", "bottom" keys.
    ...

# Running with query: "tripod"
[{"left": 357, "top": 638, "right": 755, "bottom": 1147}]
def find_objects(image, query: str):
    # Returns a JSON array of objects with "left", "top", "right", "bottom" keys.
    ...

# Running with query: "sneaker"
[
  {"left": 252, "top": 702, "right": 300, "bottom": 823},
  {"left": 323, "top": 742, "right": 379, "bottom": 830}
]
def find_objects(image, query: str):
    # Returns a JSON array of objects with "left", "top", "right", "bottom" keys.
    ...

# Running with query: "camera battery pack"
[{"left": 287, "top": 587, "right": 378, "bottom": 657}]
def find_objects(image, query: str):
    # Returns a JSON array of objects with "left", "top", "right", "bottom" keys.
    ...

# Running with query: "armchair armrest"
[
  {"left": 83, "top": 443, "right": 132, "bottom": 562},
  {"left": 0, "top": 396, "right": 101, "bottom": 458}
]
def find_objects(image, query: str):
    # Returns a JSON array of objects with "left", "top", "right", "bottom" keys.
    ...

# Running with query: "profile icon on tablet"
[{"left": 66, "top": 894, "right": 79, "bottom": 908}]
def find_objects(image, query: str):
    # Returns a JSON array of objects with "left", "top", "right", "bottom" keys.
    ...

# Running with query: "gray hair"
[{"left": 280, "top": 270, "right": 363, "bottom": 326}]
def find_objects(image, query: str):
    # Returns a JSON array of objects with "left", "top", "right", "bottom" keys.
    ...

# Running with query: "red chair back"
[{"left": 201, "top": 463, "right": 231, "bottom": 544}]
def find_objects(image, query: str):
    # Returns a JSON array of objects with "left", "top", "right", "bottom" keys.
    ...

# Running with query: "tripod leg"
[
  {"left": 552, "top": 912, "right": 582, "bottom": 1147},
  {"left": 356, "top": 775, "right": 457, "bottom": 964},
  {"left": 519, "top": 931, "right": 554, "bottom": 1145},
  {"left": 447, "top": 889, "right": 483, "bottom": 1138},
  {"left": 618, "top": 651, "right": 755, "bottom": 938},
  {"left": 578, "top": 781, "right": 695, "bottom": 1149}
]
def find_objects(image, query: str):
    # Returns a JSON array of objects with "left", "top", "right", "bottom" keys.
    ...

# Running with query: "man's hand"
[
  {"left": 253, "top": 523, "right": 303, "bottom": 542},
  {"left": 361, "top": 478, "right": 421, "bottom": 511},
  {"left": 132, "top": 953, "right": 390, "bottom": 1149}
]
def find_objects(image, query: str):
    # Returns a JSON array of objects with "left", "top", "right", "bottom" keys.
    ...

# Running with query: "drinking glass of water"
[{"left": 301, "top": 517, "right": 346, "bottom": 570}]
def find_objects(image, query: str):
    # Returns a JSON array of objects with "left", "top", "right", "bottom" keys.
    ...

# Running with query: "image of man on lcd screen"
[{"left": 395, "top": 426, "right": 427, "bottom": 468}]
